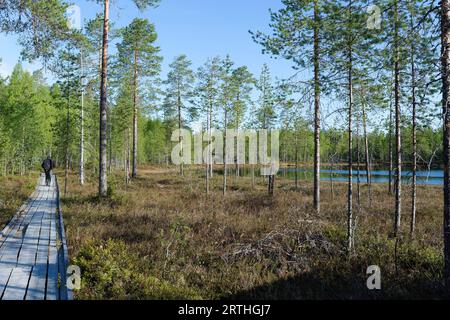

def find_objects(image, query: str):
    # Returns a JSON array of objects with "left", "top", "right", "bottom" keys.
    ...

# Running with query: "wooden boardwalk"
[{"left": 0, "top": 174, "right": 71, "bottom": 300}]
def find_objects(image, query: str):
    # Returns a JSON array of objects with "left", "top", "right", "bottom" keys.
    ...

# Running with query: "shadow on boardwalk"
[{"left": 0, "top": 175, "right": 71, "bottom": 300}]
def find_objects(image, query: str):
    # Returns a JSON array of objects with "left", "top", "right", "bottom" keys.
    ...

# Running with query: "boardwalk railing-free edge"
[{"left": 55, "top": 176, "right": 73, "bottom": 300}]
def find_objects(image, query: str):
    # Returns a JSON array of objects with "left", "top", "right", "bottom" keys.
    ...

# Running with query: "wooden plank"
[
  {"left": 25, "top": 264, "right": 47, "bottom": 300},
  {"left": 0, "top": 190, "right": 44, "bottom": 264},
  {"left": 0, "top": 263, "right": 13, "bottom": 298},
  {"left": 46, "top": 202, "right": 59, "bottom": 300},
  {"left": 0, "top": 188, "right": 38, "bottom": 249},
  {"left": 0, "top": 174, "right": 69, "bottom": 300},
  {"left": 1, "top": 266, "right": 32, "bottom": 300},
  {"left": 0, "top": 178, "right": 46, "bottom": 300},
  {"left": 26, "top": 190, "right": 52, "bottom": 300}
]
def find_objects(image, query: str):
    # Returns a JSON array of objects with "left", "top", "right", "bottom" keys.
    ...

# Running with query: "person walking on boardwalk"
[{"left": 41, "top": 156, "right": 54, "bottom": 186}]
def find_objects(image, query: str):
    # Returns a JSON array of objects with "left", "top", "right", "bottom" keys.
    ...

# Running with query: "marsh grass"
[{"left": 1, "top": 166, "right": 447, "bottom": 299}]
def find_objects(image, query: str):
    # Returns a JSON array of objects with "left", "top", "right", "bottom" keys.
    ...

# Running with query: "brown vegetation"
[{"left": 0, "top": 167, "right": 446, "bottom": 299}]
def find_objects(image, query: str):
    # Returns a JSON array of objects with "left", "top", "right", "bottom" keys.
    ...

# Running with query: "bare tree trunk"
[
  {"left": 313, "top": 0, "right": 321, "bottom": 214},
  {"left": 178, "top": 94, "right": 183, "bottom": 176},
  {"left": 347, "top": 59, "right": 354, "bottom": 252},
  {"left": 441, "top": 0, "right": 450, "bottom": 295},
  {"left": 126, "top": 127, "right": 131, "bottom": 185},
  {"left": 347, "top": 0, "right": 354, "bottom": 252},
  {"left": 330, "top": 157, "right": 334, "bottom": 200},
  {"left": 268, "top": 174, "right": 274, "bottom": 195},
  {"left": 108, "top": 107, "right": 113, "bottom": 173},
  {"left": 223, "top": 109, "right": 227, "bottom": 195},
  {"left": 64, "top": 88, "right": 70, "bottom": 197},
  {"left": 206, "top": 115, "right": 210, "bottom": 195},
  {"left": 394, "top": 0, "right": 402, "bottom": 237},
  {"left": 389, "top": 98, "right": 393, "bottom": 195},
  {"left": 251, "top": 164, "right": 255, "bottom": 190},
  {"left": 132, "top": 50, "right": 139, "bottom": 178},
  {"left": 410, "top": 3, "right": 417, "bottom": 235},
  {"left": 295, "top": 132, "right": 299, "bottom": 190},
  {"left": 209, "top": 105, "right": 213, "bottom": 178},
  {"left": 80, "top": 48, "right": 85, "bottom": 186},
  {"left": 356, "top": 106, "right": 361, "bottom": 209},
  {"left": 361, "top": 99, "right": 372, "bottom": 204},
  {"left": 98, "top": 0, "right": 109, "bottom": 197}
]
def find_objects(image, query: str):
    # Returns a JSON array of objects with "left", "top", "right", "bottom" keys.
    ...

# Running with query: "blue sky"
[{"left": 0, "top": 0, "right": 296, "bottom": 83}]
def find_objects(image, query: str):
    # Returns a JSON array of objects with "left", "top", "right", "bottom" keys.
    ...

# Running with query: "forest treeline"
[
  {"left": 0, "top": 62, "right": 443, "bottom": 175},
  {"left": 1, "top": 0, "right": 450, "bottom": 294}
]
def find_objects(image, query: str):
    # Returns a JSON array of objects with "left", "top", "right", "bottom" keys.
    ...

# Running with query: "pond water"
[
  {"left": 277, "top": 167, "right": 443, "bottom": 185},
  {"left": 224, "top": 166, "right": 444, "bottom": 186}
]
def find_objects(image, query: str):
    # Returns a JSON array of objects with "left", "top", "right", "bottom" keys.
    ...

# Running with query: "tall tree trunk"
[
  {"left": 347, "top": 61, "right": 354, "bottom": 252},
  {"left": 394, "top": 0, "right": 402, "bottom": 237},
  {"left": 440, "top": 0, "right": 450, "bottom": 294},
  {"left": 178, "top": 93, "right": 183, "bottom": 176},
  {"left": 98, "top": 0, "right": 109, "bottom": 197},
  {"left": 356, "top": 106, "right": 361, "bottom": 209},
  {"left": 389, "top": 98, "right": 393, "bottom": 194},
  {"left": 206, "top": 113, "right": 210, "bottom": 194},
  {"left": 80, "top": 48, "right": 85, "bottom": 186},
  {"left": 64, "top": 82, "right": 70, "bottom": 197},
  {"left": 132, "top": 50, "right": 139, "bottom": 178},
  {"left": 313, "top": 0, "right": 321, "bottom": 213},
  {"left": 295, "top": 132, "right": 299, "bottom": 190},
  {"left": 223, "top": 109, "right": 227, "bottom": 195},
  {"left": 361, "top": 97, "right": 372, "bottom": 204},
  {"left": 347, "top": 0, "right": 354, "bottom": 252},
  {"left": 126, "top": 127, "right": 131, "bottom": 185},
  {"left": 108, "top": 107, "right": 112, "bottom": 173},
  {"left": 410, "top": 9, "right": 417, "bottom": 235},
  {"left": 209, "top": 104, "right": 213, "bottom": 178}
]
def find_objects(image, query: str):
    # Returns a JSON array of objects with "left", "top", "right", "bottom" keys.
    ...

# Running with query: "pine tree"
[
  {"left": 251, "top": 0, "right": 332, "bottom": 212},
  {"left": 195, "top": 57, "right": 222, "bottom": 193},
  {"left": 164, "top": 54, "right": 196, "bottom": 176},
  {"left": 94, "top": 0, "right": 160, "bottom": 197},
  {"left": 116, "top": 18, "right": 162, "bottom": 178}
]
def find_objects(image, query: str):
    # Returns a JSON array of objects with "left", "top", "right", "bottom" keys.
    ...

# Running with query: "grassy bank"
[
  {"left": 1, "top": 167, "right": 447, "bottom": 299},
  {"left": 0, "top": 174, "right": 37, "bottom": 228}
]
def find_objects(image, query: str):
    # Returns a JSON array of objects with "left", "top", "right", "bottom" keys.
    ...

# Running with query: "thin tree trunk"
[
  {"left": 108, "top": 107, "right": 112, "bottom": 173},
  {"left": 98, "top": 0, "right": 109, "bottom": 197},
  {"left": 126, "top": 127, "right": 131, "bottom": 185},
  {"left": 394, "top": 0, "right": 402, "bottom": 237},
  {"left": 209, "top": 105, "right": 213, "bottom": 178},
  {"left": 295, "top": 132, "right": 299, "bottom": 190},
  {"left": 441, "top": 0, "right": 450, "bottom": 295},
  {"left": 80, "top": 48, "right": 85, "bottom": 186},
  {"left": 64, "top": 82, "right": 70, "bottom": 197},
  {"left": 410, "top": 3, "right": 417, "bottom": 235},
  {"left": 389, "top": 98, "right": 393, "bottom": 194},
  {"left": 356, "top": 106, "right": 361, "bottom": 209},
  {"left": 178, "top": 93, "right": 183, "bottom": 176},
  {"left": 206, "top": 114, "right": 210, "bottom": 194},
  {"left": 132, "top": 50, "right": 139, "bottom": 178},
  {"left": 223, "top": 109, "right": 227, "bottom": 195},
  {"left": 361, "top": 98, "right": 372, "bottom": 204},
  {"left": 313, "top": 0, "right": 321, "bottom": 214},
  {"left": 330, "top": 157, "right": 334, "bottom": 200},
  {"left": 347, "top": 0, "right": 354, "bottom": 252}
]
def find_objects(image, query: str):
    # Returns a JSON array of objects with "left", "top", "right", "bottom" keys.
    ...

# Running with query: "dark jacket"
[{"left": 42, "top": 158, "right": 54, "bottom": 172}]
